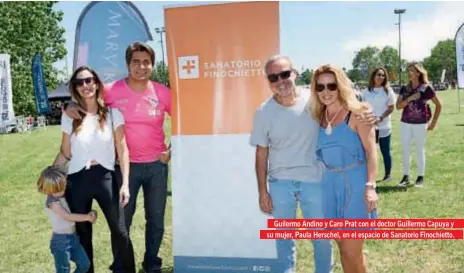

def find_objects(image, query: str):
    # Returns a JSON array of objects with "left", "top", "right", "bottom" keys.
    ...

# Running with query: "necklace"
[{"left": 325, "top": 106, "right": 343, "bottom": 135}]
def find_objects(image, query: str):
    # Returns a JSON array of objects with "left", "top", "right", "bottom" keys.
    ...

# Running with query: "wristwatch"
[{"left": 365, "top": 182, "right": 376, "bottom": 189}]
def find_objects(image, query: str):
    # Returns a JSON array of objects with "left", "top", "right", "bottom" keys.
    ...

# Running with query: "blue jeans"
[
  {"left": 50, "top": 233, "right": 90, "bottom": 273},
  {"left": 111, "top": 160, "right": 168, "bottom": 273},
  {"left": 269, "top": 178, "right": 334, "bottom": 273}
]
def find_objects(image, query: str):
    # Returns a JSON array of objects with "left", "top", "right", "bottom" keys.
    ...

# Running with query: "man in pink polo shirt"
[{"left": 64, "top": 42, "right": 170, "bottom": 273}]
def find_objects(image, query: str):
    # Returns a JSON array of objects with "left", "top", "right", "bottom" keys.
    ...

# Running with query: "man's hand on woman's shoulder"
[
  {"left": 62, "top": 101, "right": 86, "bottom": 120},
  {"left": 355, "top": 103, "right": 376, "bottom": 126}
]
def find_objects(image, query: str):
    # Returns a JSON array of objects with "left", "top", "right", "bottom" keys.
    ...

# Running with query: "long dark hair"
[
  {"left": 68, "top": 66, "right": 108, "bottom": 134},
  {"left": 368, "top": 67, "right": 390, "bottom": 94}
]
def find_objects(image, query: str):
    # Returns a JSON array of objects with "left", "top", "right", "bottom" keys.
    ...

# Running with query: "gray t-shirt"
[
  {"left": 45, "top": 195, "right": 75, "bottom": 233},
  {"left": 250, "top": 88, "right": 323, "bottom": 182}
]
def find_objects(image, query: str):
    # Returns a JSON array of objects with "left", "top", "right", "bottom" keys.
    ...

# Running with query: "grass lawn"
[{"left": 1, "top": 90, "right": 463, "bottom": 273}]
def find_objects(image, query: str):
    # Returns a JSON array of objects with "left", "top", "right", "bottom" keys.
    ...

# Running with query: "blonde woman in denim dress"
[{"left": 309, "top": 64, "right": 379, "bottom": 273}]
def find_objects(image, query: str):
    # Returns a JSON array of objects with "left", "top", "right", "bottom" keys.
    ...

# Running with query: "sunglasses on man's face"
[
  {"left": 72, "top": 77, "right": 95, "bottom": 87},
  {"left": 315, "top": 82, "right": 338, "bottom": 92},
  {"left": 267, "top": 70, "right": 292, "bottom": 83}
]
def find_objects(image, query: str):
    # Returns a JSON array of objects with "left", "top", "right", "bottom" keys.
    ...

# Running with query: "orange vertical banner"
[
  {"left": 167, "top": 1, "right": 279, "bottom": 136},
  {"left": 165, "top": 2, "right": 281, "bottom": 272}
]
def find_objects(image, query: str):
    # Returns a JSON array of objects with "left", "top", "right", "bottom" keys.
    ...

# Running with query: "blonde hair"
[
  {"left": 37, "top": 166, "right": 67, "bottom": 195},
  {"left": 408, "top": 62, "right": 429, "bottom": 84},
  {"left": 310, "top": 64, "right": 370, "bottom": 121}
]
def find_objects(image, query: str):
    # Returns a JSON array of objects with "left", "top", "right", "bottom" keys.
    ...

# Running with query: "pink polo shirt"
[{"left": 104, "top": 79, "right": 171, "bottom": 163}]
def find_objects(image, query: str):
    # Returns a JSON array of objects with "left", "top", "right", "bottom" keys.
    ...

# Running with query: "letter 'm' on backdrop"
[
  {"left": 74, "top": 1, "right": 152, "bottom": 83},
  {"left": 165, "top": 2, "right": 281, "bottom": 272}
]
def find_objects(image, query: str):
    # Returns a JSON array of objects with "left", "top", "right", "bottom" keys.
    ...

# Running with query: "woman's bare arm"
[
  {"left": 428, "top": 96, "right": 442, "bottom": 130},
  {"left": 53, "top": 133, "right": 71, "bottom": 167},
  {"left": 114, "top": 125, "right": 129, "bottom": 187},
  {"left": 354, "top": 118, "right": 378, "bottom": 186}
]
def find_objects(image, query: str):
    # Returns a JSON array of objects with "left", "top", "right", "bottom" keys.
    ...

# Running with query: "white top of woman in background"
[{"left": 362, "top": 87, "right": 396, "bottom": 131}]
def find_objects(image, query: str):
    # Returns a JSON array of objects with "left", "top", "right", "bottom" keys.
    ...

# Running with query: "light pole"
[
  {"left": 394, "top": 9, "right": 406, "bottom": 86},
  {"left": 154, "top": 27, "right": 166, "bottom": 65}
]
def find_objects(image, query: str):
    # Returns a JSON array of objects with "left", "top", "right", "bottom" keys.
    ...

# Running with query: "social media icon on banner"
[{"left": 178, "top": 55, "right": 199, "bottom": 79}]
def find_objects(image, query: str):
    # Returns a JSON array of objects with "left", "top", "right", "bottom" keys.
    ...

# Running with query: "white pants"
[{"left": 400, "top": 122, "right": 428, "bottom": 176}]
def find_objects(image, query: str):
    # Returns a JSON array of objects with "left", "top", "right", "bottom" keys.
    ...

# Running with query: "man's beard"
[{"left": 277, "top": 85, "right": 294, "bottom": 97}]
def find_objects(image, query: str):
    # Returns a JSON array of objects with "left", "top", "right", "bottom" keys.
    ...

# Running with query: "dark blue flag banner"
[
  {"left": 73, "top": 1, "right": 153, "bottom": 84},
  {"left": 32, "top": 54, "right": 50, "bottom": 115}
]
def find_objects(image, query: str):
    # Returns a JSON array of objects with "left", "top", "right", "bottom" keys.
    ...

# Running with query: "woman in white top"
[
  {"left": 362, "top": 67, "right": 396, "bottom": 182},
  {"left": 55, "top": 66, "right": 135, "bottom": 273}
]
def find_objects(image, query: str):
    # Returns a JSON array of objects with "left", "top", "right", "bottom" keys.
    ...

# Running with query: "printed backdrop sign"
[
  {"left": 0, "top": 54, "right": 14, "bottom": 123},
  {"left": 165, "top": 2, "right": 281, "bottom": 272},
  {"left": 455, "top": 23, "right": 464, "bottom": 88},
  {"left": 73, "top": 1, "right": 152, "bottom": 83}
]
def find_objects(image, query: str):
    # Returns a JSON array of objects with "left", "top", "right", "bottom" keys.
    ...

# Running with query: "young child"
[{"left": 37, "top": 165, "right": 97, "bottom": 273}]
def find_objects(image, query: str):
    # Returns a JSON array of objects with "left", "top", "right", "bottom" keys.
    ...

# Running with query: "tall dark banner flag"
[
  {"left": 74, "top": 1, "right": 153, "bottom": 83},
  {"left": 32, "top": 54, "right": 50, "bottom": 115}
]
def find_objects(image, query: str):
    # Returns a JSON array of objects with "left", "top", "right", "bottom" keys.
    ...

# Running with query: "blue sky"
[{"left": 54, "top": 1, "right": 464, "bottom": 75}]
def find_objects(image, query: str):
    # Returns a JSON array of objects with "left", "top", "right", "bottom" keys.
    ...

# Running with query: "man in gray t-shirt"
[
  {"left": 250, "top": 87, "right": 323, "bottom": 183},
  {"left": 250, "top": 55, "right": 333, "bottom": 273}
]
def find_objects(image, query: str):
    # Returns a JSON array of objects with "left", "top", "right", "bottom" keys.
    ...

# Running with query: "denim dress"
[{"left": 316, "top": 112, "right": 377, "bottom": 226}]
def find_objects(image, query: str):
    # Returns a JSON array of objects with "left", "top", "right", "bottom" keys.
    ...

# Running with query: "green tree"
[
  {"left": 0, "top": 1, "right": 67, "bottom": 115},
  {"left": 352, "top": 46, "right": 381, "bottom": 80},
  {"left": 378, "top": 46, "right": 399, "bottom": 75},
  {"left": 299, "top": 69, "right": 313, "bottom": 85},
  {"left": 347, "top": 68, "right": 363, "bottom": 83},
  {"left": 352, "top": 45, "right": 408, "bottom": 84},
  {"left": 295, "top": 76, "right": 304, "bottom": 86},
  {"left": 151, "top": 62, "right": 170, "bottom": 87},
  {"left": 423, "top": 39, "right": 456, "bottom": 83}
]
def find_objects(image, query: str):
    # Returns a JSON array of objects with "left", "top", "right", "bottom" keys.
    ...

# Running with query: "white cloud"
[{"left": 343, "top": 2, "right": 464, "bottom": 62}]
